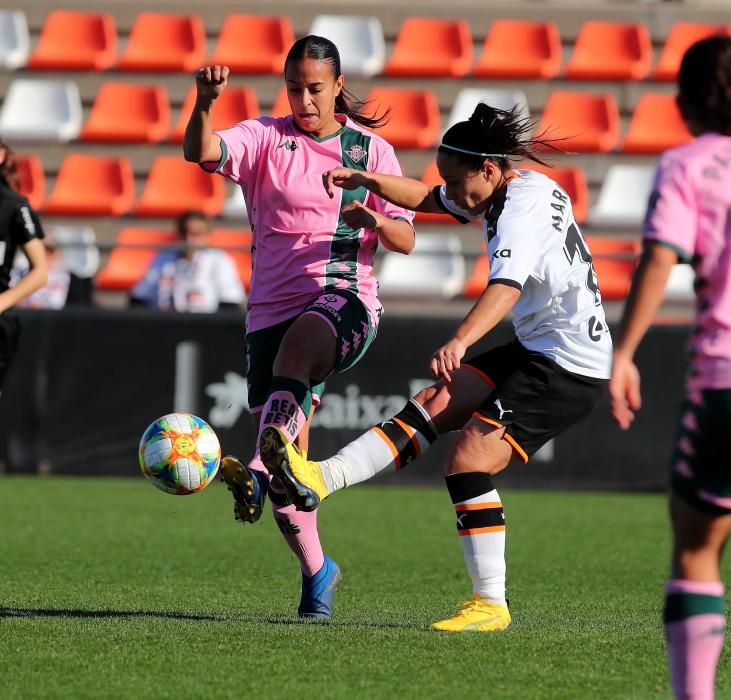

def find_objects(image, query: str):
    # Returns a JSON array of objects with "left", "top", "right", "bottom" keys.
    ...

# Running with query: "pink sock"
[
  {"left": 665, "top": 579, "right": 726, "bottom": 700},
  {"left": 270, "top": 495, "right": 324, "bottom": 577}
]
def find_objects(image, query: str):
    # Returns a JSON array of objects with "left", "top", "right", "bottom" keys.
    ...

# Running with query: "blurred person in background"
[
  {"left": 0, "top": 137, "right": 48, "bottom": 394},
  {"left": 184, "top": 35, "right": 414, "bottom": 618},
  {"left": 610, "top": 36, "right": 731, "bottom": 700},
  {"left": 12, "top": 233, "right": 70, "bottom": 309},
  {"left": 129, "top": 210, "right": 245, "bottom": 313}
]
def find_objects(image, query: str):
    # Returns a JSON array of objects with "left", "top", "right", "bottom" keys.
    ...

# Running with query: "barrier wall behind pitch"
[{"left": 0, "top": 309, "right": 688, "bottom": 491}]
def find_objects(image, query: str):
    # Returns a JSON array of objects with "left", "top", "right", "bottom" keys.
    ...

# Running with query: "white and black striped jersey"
[
  {"left": 0, "top": 182, "right": 44, "bottom": 293},
  {"left": 435, "top": 169, "right": 612, "bottom": 379}
]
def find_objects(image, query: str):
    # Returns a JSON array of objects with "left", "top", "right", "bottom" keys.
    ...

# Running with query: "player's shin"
[
  {"left": 664, "top": 579, "right": 726, "bottom": 700},
  {"left": 259, "top": 376, "right": 311, "bottom": 443},
  {"left": 319, "top": 398, "right": 439, "bottom": 493},
  {"left": 445, "top": 472, "right": 507, "bottom": 605},
  {"left": 269, "top": 487, "right": 325, "bottom": 577}
]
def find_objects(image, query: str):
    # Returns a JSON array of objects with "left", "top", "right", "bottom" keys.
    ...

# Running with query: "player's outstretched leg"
[{"left": 261, "top": 398, "right": 440, "bottom": 510}]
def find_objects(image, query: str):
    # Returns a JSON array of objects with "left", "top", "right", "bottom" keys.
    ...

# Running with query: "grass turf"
[{"left": 0, "top": 476, "right": 729, "bottom": 699}]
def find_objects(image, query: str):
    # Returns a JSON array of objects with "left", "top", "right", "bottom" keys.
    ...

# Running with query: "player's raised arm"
[
  {"left": 322, "top": 167, "right": 443, "bottom": 214},
  {"left": 183, "top": 65, "right": 228, "bottom": 164}
]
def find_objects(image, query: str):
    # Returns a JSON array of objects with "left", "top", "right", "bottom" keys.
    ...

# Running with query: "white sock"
[
  {"left": 446, "top": 472, "right": 507, "bottom": 606},
  {"left": 319, "top": 399, "right": 437, "bottom": 493}
]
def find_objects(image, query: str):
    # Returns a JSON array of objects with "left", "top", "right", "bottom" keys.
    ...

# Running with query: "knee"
[{"left": 414, "top": 382, "right": 453, "bottom": 419}]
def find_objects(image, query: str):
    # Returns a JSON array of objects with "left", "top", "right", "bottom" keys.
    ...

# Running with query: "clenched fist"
[{"left": 195, "top": 65, "right": 229, "bottom": 103}]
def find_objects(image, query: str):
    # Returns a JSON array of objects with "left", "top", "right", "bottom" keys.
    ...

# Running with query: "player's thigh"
[
  {"left": 0, "top": 313, "right": 20, "bottom": 393},
  {"left": 274, "top": 312, "right": 337, "bottom": 379},
  {"left": 415, "top": 368, "right": 496, "bottom": 434},
  {"left": 445, "top": 416, "right": 515, "bottom": 476}
]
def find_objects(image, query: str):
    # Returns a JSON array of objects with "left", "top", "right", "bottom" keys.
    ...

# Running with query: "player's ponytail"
[
  {"left": 440, "top": 103, "right": 560, "bottom": 171},
  {"left": 0, "top": 138, "right": 20, "bottom": 192},
  {"left": 284, "top": 35, "right": 390, "bottom": 130},
  {"left": 678, "top": 35, "right": 731, "bottom": 136}
]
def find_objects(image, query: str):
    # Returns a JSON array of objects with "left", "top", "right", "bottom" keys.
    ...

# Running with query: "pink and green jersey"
[
  {"left": 643, "top": 133, "right": 731, "bottom": 391},
  {"left": 205, "top": 114, "right": 414, "bottom": 334}
]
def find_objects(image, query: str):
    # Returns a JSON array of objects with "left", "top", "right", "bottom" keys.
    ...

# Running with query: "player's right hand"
[
  {"left": 195, "top": 65, "right": 229, "bottom": 102},
  {"left": 322, "top": 168, "right": 366, "bottom": 198},
  {"left": 609, "top": 353, "right": 642, "bottom": 430}
]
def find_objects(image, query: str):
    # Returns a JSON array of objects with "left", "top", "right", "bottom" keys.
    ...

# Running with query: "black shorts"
[
  {"left": 463, "top": 340, "right": 608, "bottom": 462},
  {"left": 0, "top": 313, "right": 20, "bottom": 392}
]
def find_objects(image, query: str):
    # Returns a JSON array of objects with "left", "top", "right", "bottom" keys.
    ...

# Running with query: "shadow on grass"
[
  {"left": 0, "top": 606, "right": 424, "bottom": 630},
  {"left": 0, "top": 607, "right": 221, "bottom": 621}
]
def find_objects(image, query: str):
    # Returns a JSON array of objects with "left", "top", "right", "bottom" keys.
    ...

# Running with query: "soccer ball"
[{"left": 139, "top": 413, "right": 221, "bottom": 495}]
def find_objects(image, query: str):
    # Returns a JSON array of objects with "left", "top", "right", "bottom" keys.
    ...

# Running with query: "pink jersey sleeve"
[
  {"left": 207, "top": 117, "right": 272, "bottom": 185},
  {"left": 642, "top": 154, "right": 697, "bottom": 262},
  {"left": 366, "top": 142, "right": 415, "bottom": 224}
]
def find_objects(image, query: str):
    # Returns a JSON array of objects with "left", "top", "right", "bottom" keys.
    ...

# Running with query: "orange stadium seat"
[
  {"left": 537, "top": 91, "right": 620, "bottom": 153},
  {"left": 96, "top": 228, "right": 176, "bottom": 291},
  {"left": 171, "top": 86, "right": 260, "bottom": 143},
  {"left": 209, "top": 228, "right": 253, "bottom": 291},
  {"left": 384, "top": 18, "right": 472, "bottom": 78},
  {"left": 565, "top": 21, "right": 652, "bottom": 81},
  {"left": 118, "top": 13, "right": 205, "bottom": 72},
  {"left": 585, "top": 236, "right": 640, "bottom": 301},
  {"left": 209, "top": 15, "right": 294, "bottom": 74},
  {"left": 81, "top": 83, "right": 171, "bottom": 143},
  {"left": 622, "top": 93, "right": 693, "bottom": 154},
  {"left": 415, "top": 161, "right": 453, "bottom": 224},
  {"left": 365, "top": 87, "right": 440, "bottom": 149},
  {"left": 463, "top": 254, "right": 490, "bottom": 298},
  {"left": 135, "top": 157, "right": 225, "bottom": 217},
  {"left": 15, "top": 154, "right": 45, "bottom": 211},
  {"left": 655, "top": 23, "right": 730, "bottom": 81},
  {"left": 474, "top": 19, "right": 561, "bottom": 79},
  {"left": 45, "top": 155, "right": 134, "bottom": 216},
  {"left": 28, "top": 10, "right": 117, "bottom": 70},
  {"left": 520, "top": 162, "right": 589, "bottom": 223},
  {"left": 270, "top": 87, "right": 290, "bottom": 118}
]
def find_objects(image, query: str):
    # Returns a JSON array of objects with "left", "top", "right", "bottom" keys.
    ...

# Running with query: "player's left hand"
[
  {"left": 430, "top": 337, "right": 467, "bottom": 382},
  {"left": 609, "top": 353, "right": 642, "bottom": 430},
  {"left": 340, "top": 201, "right": 381, "bottom": 231}
]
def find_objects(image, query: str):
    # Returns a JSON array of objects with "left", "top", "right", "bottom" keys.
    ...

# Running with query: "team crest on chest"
[{"left": 345, "top": 144, "right": 367, "bottom": 163}]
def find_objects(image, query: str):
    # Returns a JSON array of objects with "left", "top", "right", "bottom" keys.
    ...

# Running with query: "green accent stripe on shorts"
[
  {"left": 664, "top": 592, "right": 726, "bottom": 623},
  {"left": 325, "top": 127, "right": 372, "bottom": 293}
]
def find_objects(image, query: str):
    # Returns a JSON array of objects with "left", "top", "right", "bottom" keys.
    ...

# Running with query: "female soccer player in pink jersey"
[
  {"left": 183, "top": 35, "right": 414, "bottom": 618},
  {"left": 610, "top": 37, "right": 731, "bottom": 700}
]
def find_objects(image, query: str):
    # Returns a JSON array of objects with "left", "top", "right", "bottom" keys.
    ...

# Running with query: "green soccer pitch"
[{"left": 1, "top": 477, "right": 729, "bottom": 699}]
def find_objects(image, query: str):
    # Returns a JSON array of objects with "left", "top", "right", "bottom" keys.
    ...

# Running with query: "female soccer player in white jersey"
[
  {"left": 260, "top": 102, "right": 613, "bottom": 632},
  {"left": 183, "top": 35, "right": 414, "bottom": 618},
  {"left": 611, "top": 37, "right": 731, "bottom": 699}
]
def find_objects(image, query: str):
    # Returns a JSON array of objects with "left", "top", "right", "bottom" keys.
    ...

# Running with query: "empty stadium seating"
[
  {"left": 379, "top": 234, "right": 465, "bottom": 299},
  {"left": 654, "top": 23, "right": 729, "bottom": 81},
  {"left": 209, "top": 15, "right": 293, "bottom": 74},
  {"left": 208, "top": 229, "right": 253, "bottom": 290},
  {"left": 135, "top": 157, "right": 225, "bottom": 217},
  {"left": 81, "top": 83, "right": 171, "bottom": 143},
  {"left": 564, "top": 21, "right": 652, "bottom": 81},
  {"left": 0, "top": 10, "right": 29, "bottom": 70},
  {"left": 29, "top": 11, "right": 117, "bottom": 71},
  {"left": 537, "top": 91, "right": 620, "bottom": 153},
  {"left": 45, "top": 155, "right": 135, "bottom": 216},
  {"left": 309, "top": 15, "right": 386, "bottom": 77},
  {"left": 365, "top": 87, "right": 440, "bottom": 149},
  {"left": 0, "top": 79, "right": 83, "bottom": 142},
  {"left": 445, "top": 88, "right": 529, "bottom": 134},
  {"left": 96, "top": 228, "right": 177, "bottom": 291},
  {"left": 474, "top": 20, "right": 561, "bottom": 79},
  {"left": 118, "top": 13, "right": 205, "bottom": 72},
  {"left": 385, "top": 18, "right": 473, "bottom": 78},
  {"left": 622, "top": 94, "right": 693, "bottom": 154},
  {"left": 52, "top": 225, "right": 100, "bottom": 278},
  {"left": 15, "top": 154, "right": 45, "bottom": 211},
  {"left": 589, "top": 164, "right": 655, "bottom": 228}
]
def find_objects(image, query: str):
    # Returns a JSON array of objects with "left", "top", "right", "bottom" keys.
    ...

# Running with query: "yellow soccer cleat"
[
  {"left": 259, "top": 427, "right": 330, "bottom": 512},
  {"left": 431, "top": 595, "right": 512, "bottom": 632}
]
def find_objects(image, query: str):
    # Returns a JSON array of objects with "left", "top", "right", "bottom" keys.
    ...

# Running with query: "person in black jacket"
[{"left": 0, "top": 138, "right": 48, "bottom": 392}]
